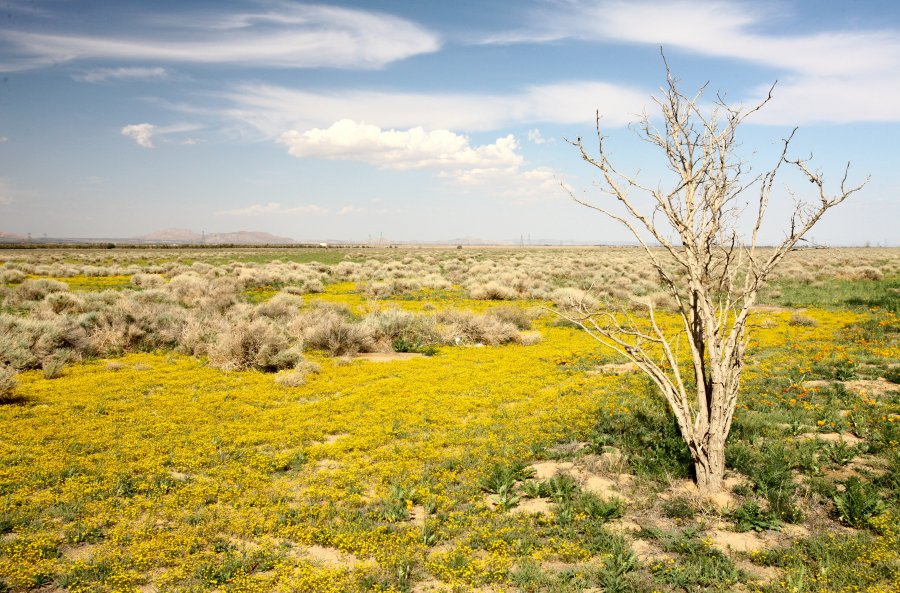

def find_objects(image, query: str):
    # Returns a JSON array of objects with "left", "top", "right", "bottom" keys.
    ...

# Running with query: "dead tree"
[{"left": 562, "top": 63, "right": 866, "bottom": 493}]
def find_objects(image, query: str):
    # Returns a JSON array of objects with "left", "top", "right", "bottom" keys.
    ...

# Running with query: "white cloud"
[
  {"left": 217, "top": 202, "right": 329, "bottom": 217},
  {"left": 0, "top": 3, "right": 439, "bottom": 72},
  {"left": 527, "top": 129, "right": 553, "bottom": 145},
  {"left": 72, "top": 66, "right": 171, "bottom": 83},
  {"left": 217, "top": 81, "right": 647, "bottom": 138},
  {"left": 0, "top": 136, "right": 7, "bottom": 144},
  {"left": 441, "top": 165, "right": 563, "bottom": 202},
  {"left": 279, "top": 119, "right": 523, "bottom": 171},
  {"left": 482, "top": 0, "right": 900, "bottom": 124},
  {"left": 338, "top": 205, "right": 366, "bottom": 215},
  {"left": 120, "top": 122, "right": 204, "bottom": 148},
  {"left": 280, "top": 119, "right": 564, "bottom": 201},
  {"left": 121, "top": 123, "right": 156, "bottom": 148}
]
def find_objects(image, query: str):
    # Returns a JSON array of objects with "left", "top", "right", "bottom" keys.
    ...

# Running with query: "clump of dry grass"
[
  {"left": 363, "top": 308, "right": 441, "bottom": 349},
  {"left": 788, "top": 312, "right": 818, "bottom": 327},
  {"left": 468, "top": 281, "right": 519, "bottom": 300},
  {"left": 551, "top": 287, "right": 599, "bottom": 312},
  {"left": 486, "top": 305, "right": 533, "bottom": 330},
  {"left": 274, "top": 359, "right": 321, "bottom": 387},
  {"left": 300, "top": 309, "right": 376, "bottom": 356},
  {"left": 0, "top": 365, "right": 16, "bottom": 400},
  {"left": 14, "top": 278, "right": 68, "bottom": 302},
  {"left": 0, "top": 269, "right": 26, "bottom": 284},
  {"left": 437, "top": 310, "right": 521, "bottom": 345}
]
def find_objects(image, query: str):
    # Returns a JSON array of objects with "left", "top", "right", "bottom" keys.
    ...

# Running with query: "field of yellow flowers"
[{"left": 1, "top": 246, "right": 898, "bottom": 593}]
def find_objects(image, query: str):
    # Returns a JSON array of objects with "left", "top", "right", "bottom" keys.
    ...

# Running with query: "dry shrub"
[
  {"left": 42, "top": 353, "right": 68, "bottom": 379},
  {"left": 788, "top": 312, "right": 818, "bottom": 327},
  {"left": 0, "top": 269, "right": 26, "bottom": 284},
  {"left": 487, "top": 305, "right": 533, "bottom": 330},
  {"left": 206, "top": 316, "right": 300, "bottom": 372},
  {"left": 519, "top": 330, "right": 543, "bottom": 345},
  {"left": 15, "top": 279, "right": 68, "bottom": 301},
  {"left": 852, "top": 266, "right": 884, "bottom": 281},
  {"left": 363, "top": 309, "right": 441, "bottom": 348},
  {"left": 469, "top": 281, "right": 518, "bottom": 300},
  {"left": 437, "top": 310, "right": 521, "bottom": 345},
  {"left": 131, "top": 273, "right": 167, "bottom": 289},
  {"left": 44, "top": 291, "right": 85, "bottom": 314},
  {"left": 274, "top": 359, "right": 321, "bottom": 387},
  {"left": 0, "top": 315, "right": 90, "bottom": 370},
  {"left": 551, "top": 287, "right": 599, "bottom": 312},
  {"left": 257, "top": 292, "right": 303, "bottom": 320},
  {"left": 0, "top": 365, "right": 16, "bottom": 399},
  {"left": 301, "top": 310, "right": 375, "bottom": 356}
]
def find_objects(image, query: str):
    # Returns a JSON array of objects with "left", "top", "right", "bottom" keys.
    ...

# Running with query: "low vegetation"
[{"left": 0, "top": 246, "right": 898, "bottom": 592}]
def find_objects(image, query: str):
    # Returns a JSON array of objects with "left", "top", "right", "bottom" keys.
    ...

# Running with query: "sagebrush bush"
[
  {"left": 15, "top": 278, "right": 68, "bottom": 302},
  {"left": 551, "top": 287, "right": 599, "bottom": 312},
  {"left": 0, "top": 365, "right": 16, "bottom": 399},
  {"left": 206, "top": 316, "right": 300, "bottom": 372},
  {"left": 469, "top": 281, "right": 518, "bottom": 300},
  {"left": 437, "top": 310, "right": 521, "bottom": 345},
  {"left": 302, "top": 311, "right": 375, "bottom": 356}
]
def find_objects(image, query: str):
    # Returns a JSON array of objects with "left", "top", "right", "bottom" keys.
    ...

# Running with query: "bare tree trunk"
[{"left": 691, "top": 432, "right": 726, "bottom": 494}]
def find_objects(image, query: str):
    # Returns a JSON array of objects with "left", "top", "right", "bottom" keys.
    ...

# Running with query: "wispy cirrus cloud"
[
  {"left": 213, "top": 81, "right": 647, "bottom": 138},
  {"left": 120, "top": 122, "right": 204, "bottom": 148},
  {"left": 482, "top": 0, "right": 900, "bottom": 125},
  {"left": 0, "top": 2, "right": 440, "bottom": 72},
  {"left": 216, "top": 202, "right": 329, "bottom": 217},
  {"left": 72, "top": 66, "right": 171, "bottom": 84}
]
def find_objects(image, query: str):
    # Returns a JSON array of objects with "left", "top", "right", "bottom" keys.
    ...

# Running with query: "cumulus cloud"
[
  {"left": 0, "top": 3, "right": 439, "bottom": 72},
  {"left": 279, "top": 119, "right": 523, "bottom": 170},
  {"left": 72, "top": 66, "right": 171, "bottom": 83},
  {"left": 121, "top": 123, "right": 156, "bottom": 148},
  {"left": 279, "top": 119, "right": 564, "bottom": 201},
  {"left": 217, "top": 202, "right": 328, "bottom": 216}
]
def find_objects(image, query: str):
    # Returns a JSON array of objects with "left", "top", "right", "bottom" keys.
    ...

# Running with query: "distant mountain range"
[{"left": 136, "top": 228, "right": 296, "bottom": 245}]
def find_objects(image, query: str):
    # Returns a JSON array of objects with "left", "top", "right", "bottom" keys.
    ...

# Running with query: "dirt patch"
[
  {"left": 315, "top": 459, "right": 341, "bottom": 471},
  {"left": 61, "top": 543, "right": 98, "bottom": 562},
  {"left": 294, "top": 544, "right": 360, "bottom": 567},
  {"left": 510, "top": 497, "right": 553, "bottom": 516},
  {"left": 709, "top": 529, "right": 776, "bottom": 554},
  {"left": 411, "top": 579, "right": 454, "bottom": 593},
  {"left": 631, "top": 539, "right": 673, "bottom": 562},
  {"left": 323, "top": 433, "right": 348, "bottom": 444},
  {"left": 529, "top": 460, "right": 575, "bottom": 480},
  {"left": 582, "top": 475, "right": 631, "bottom": 502},
  {"left": 409, "top": 504, "right": 427, "bottom": 526},
  {"left": 607, "top": 518, "right": 642, "bottom": 534},
  {"left": 590, "top": 362, "right": 638, "bottom": 375},
  {"left": 168, "top": 470, "right": 191, "bottom": 481},
  {"left": 844, "top": 378, "right": 899, "bottom": 398},
  {"left": 803, "top": 378, "right": 898, "bottom": 399},
  {"left": 663, "top": 479, "right": 736, "bottom": 512},
  {"left": 736, "top": 559, "right": 781, "bottom": 584},
  {"left": 797, "top": 432, "right": 864, "bottom": 446},
  {"left": 354, "top": 352, "right": 425, "bottom": 363}
]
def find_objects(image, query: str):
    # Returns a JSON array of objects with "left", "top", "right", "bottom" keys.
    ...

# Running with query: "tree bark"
[{"left": 692, "top": 433, "right": 726, "bottom": 494}]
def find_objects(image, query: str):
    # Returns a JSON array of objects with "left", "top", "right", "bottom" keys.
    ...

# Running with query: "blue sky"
[{"left": 0, "top": 0, "right": 898, "bottom": 244}]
